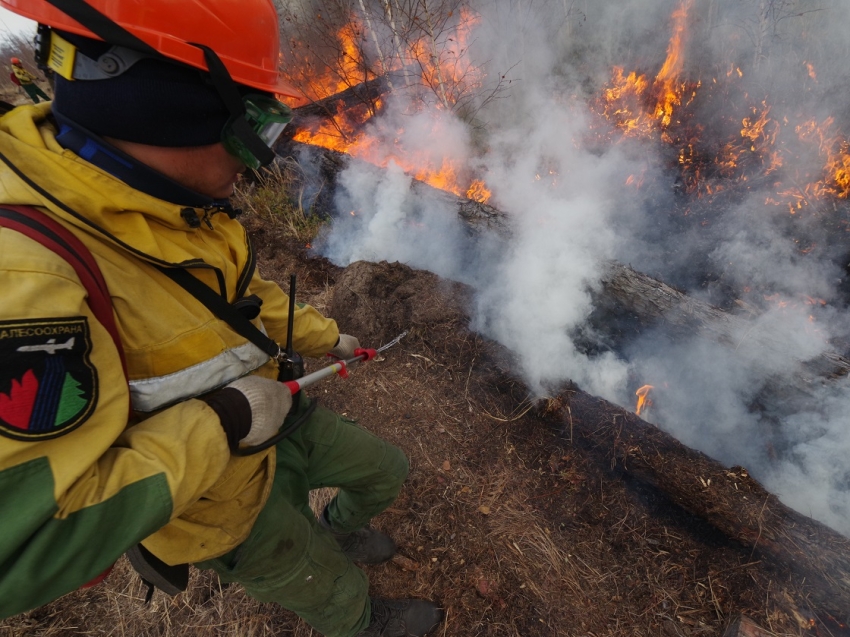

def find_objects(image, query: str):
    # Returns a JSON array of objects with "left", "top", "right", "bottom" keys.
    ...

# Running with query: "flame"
[
  {"left": 287, "top": 0, "right": 850, "bottom": 225},
  {"left": 635, "top": 385, "right": 654, "bottom": 416},
  {"left": 785, "top": 117, "right": 850, "bottom": 201},
  {"left": 626, "top": 171, "right": 647, "bottom": 189},
  {"left": 410, "top": 8, "right": 484, "bottom": 111},
  {"left": 289, "top": 9, "right": 490, "bottom": 203},
  {"left": 592, "top": 0, "right": 850, "bottom": 210},
  {"left": 805, "top": 62, "right": 817, "bottom": 82},
  {"left": 653, "top": 0, "right": 692, "bottom": 129},
  {"left": 466, "top": 180, "right": 491, "bottom": 203},
  {"left": 594, "top": 0, "right": 850, "bottom": 210},
  {"left": 597, "top": 0, "right": 693, "bottom": 138},
  {"left": 740, "top": 102, "right": 778, "bottom": 152}
]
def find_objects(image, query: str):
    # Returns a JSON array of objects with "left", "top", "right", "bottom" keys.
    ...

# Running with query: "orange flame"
[
  {"left": 635, "top": 385, "right": 654, "bottom": 416},
  {"left": 652, "top": 0, "right": 692, "bottom": 129},
  {"left": 594, "top": 0, "right": 850, "bottom": 212},
  {"left": 466, "top": 180, "right": 491, "bottom": 203},
  {"left": 597, "top": 0, "right": 693, "bottom": 138}
]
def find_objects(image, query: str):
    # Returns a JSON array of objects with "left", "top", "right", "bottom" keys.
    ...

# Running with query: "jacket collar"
[{"left": 0, "top": 104, "right": 241, "bottom": 265}]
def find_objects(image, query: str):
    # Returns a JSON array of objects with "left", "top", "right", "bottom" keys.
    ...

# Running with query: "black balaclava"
[{"left": 51, "top": 30, "right": 242, "bottom": 147}]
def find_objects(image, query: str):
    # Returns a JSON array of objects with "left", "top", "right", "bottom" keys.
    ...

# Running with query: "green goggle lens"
[{"left": 222, "top": 94, "right": 293, "bottom": 169}]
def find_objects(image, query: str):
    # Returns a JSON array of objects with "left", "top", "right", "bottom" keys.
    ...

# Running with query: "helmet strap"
[
  {"left": 42, "top": 0, "right": 160, "bottom": 57},
  {"left": 193, "top": 44, "right": 275, "bottom": 167}
]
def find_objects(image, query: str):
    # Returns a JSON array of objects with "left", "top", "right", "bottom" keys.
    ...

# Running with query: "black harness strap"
[{"left": 156, "top": 265, "right": 282, "bottom": 359}]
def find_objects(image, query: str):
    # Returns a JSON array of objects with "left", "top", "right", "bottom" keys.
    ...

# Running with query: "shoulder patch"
[{"left": 0, "top": 317, "right": 98, "bottom": 441}]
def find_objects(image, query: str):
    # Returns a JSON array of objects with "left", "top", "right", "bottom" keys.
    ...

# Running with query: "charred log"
[
  {"left": 274, "top": 138, "right": 504, "bottom": 235},
  {"left": 282, "top": 70, "right": 414, "bottom": 142},
  {"left": 557, "top": 388, "right": 850, "bottom": 614},
  {"left": 293, "top": 76, "right": 389, "bottom": 119},
  {"left": 282, "top": 76, "right": 387, "bottom": 143},
  {"left": 591, "top": 261, "right": 850, "bottom": 420}
]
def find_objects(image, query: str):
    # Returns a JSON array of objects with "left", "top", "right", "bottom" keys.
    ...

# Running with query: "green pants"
[
  {"left": 196, "top": 397, "right": 409, "bottom": 637},
  {"left": 22, "top": 84, "right": 49, "bottom": 104}
]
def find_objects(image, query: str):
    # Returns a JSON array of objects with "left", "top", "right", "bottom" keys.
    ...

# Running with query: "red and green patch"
[{"left": 0, "top": 317, "right": 97, "bottom": 441}]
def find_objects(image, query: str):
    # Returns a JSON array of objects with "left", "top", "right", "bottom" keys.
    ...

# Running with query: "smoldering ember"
[{"left": 7, "top": 0, "right": 850, "bottom": 636}]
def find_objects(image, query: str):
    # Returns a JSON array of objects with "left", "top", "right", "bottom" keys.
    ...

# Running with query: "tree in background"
[{"left": 273, "top": 0, "right": 513, "bottom": 122}]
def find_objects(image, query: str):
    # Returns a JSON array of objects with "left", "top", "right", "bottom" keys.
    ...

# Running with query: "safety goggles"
[{"left": 221, "top": 94, "right": 292, "bottom": 170}]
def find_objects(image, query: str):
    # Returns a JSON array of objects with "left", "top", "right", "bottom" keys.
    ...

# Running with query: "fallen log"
[
  {"left": 282, "top": 76, "right": 388, "bottom": 143},
  {"left": 292, "top": 75, "right": 391, "bottom": 120},
  {"left": 274, "top": 138, "right": 504, "bottom": 236},
  {"left": 275, "top": 139, "right": 850, "bottom": 400},
  {"left": 276, "top": 138, "right": 510, "bottom": 232},
  {"left": 595, "top": 262, "right": 850, "bottom": 380},
  {"left": 554, "top": 387, "right": 850, "bottom": 614}
]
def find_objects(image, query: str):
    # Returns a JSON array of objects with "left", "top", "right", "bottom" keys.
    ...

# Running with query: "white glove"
[
  {"left": 329, "top": 333, "right": 361, "bottom": 359},
  {"left": 225, "top": 375, "right": 292, "bottom": 446}
]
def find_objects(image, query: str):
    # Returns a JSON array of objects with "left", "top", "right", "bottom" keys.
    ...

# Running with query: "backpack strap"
[
  {"left": 0, "top": 206, "right": 197, "bottom": 600},
  {"left": 0, "top": 205, "right": 127, "bottom": 378}
]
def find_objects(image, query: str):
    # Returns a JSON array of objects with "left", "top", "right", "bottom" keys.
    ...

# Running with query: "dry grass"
[{"left": 232, "top": 159, "right": 329, "bottom": 244}]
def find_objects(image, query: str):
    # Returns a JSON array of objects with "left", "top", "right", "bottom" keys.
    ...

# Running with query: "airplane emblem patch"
[{"left": 0, "top": 317, "right": 97, "bottom": 441}]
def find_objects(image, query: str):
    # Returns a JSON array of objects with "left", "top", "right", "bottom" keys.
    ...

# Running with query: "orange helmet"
[
  {"left": 0, "top": 0, "right": 298, "bottom": 98},
  {"left": 10, "top": 57, "right": 20, "bottom": 65}
]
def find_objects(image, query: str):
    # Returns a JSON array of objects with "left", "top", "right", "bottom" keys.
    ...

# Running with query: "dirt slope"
[{"left": 0, "top": 211, "right": 839, "bottom": 637}]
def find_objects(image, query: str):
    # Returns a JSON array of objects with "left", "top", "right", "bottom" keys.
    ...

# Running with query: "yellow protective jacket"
[
  {"left": 11, "top": 65, "right": 37, "bottom": 86},
  {"left": 0, "top": 103, "right": 339, "bottom": 617}
]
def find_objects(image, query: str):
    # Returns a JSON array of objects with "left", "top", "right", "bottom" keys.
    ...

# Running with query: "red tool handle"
[{"left": 282, "top": 379, "right": 302, "bottom": 394}]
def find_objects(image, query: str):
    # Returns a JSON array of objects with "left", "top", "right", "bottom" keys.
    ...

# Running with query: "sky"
[{"left": 0, "top": 7, "right": 35, "bottom": 43}]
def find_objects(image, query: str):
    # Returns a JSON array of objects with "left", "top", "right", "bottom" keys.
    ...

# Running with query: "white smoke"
[{"left": 310, "top": 0, "right": 850, "bottom": 536}]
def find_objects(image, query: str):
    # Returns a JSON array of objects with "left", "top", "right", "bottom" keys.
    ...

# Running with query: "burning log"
[
  {"left": 291, "top": 76, "right": 390, "bottom": 120},
  {"left": 557, "top": 388, "right": 850, "bottom": 614},
  {"left": 282, "top": 76, "right": 388, "bottom": 142},
  {"left": 274, "top": 138, "right": 504, "bottom": 234},
  {"left": 283, "top": 70, "right": 414, "bottom": 141}
]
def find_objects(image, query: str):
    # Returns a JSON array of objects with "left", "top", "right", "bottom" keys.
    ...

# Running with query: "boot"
[
  {"left": 319, "top": 507, "right": 396, "bottom": 565},
  {"left": 356, "top": 598, "right": 443, "bottom": 637}
]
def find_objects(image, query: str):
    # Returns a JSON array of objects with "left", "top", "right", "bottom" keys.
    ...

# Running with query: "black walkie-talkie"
[
  {"left": 236, "top": 274, "right": 314, "bottom": 456},
  {"left": 277, "top": 274, "right": 304, "bottom": 388}
]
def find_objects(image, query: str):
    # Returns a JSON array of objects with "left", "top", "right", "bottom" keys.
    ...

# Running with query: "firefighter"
[
  {"left": 0, "top": 2, "right": 442, "bottom": 636},
  {"left": 10, "top": 57, "right": 50, "bottom": 103}
]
